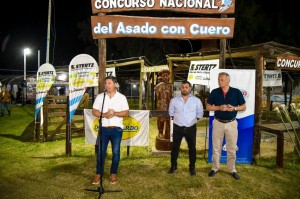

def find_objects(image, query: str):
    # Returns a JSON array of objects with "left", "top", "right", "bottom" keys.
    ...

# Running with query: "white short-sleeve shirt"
[{"left": 93, "top": 91, "right": 129, "bottom": 128}]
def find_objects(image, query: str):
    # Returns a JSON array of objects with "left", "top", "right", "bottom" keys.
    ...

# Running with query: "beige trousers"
[{"left": 212, "top": 119, "right": 238, "bottom": 173}]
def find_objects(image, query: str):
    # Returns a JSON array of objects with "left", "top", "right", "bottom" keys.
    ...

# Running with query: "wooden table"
[{"left": 259, "top": 121, "right": 300, "bottom": 168}]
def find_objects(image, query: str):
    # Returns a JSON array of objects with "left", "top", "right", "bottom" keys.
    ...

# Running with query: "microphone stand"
[{"left": 85, "top": 90, "right": 122, "bottom": 198}]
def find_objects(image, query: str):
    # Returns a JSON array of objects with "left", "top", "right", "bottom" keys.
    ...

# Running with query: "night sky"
[
  {"left": 0, "top": 0, "right": 91, "bottom": 73},
  {"left": 1, "top": 0, "right": 299, "bottom": 75}
]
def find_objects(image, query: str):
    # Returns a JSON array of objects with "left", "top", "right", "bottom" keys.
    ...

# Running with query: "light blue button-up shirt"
[{"left": 169, "top": 94, "right": 203, "bottom": 127}]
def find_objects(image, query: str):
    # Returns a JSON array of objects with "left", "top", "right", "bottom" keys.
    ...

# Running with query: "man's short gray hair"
[{"left": 218, "top": 72, "right": 230, "bottom": 80}]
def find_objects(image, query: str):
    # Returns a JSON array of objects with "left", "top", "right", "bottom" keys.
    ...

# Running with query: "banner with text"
[
  {"left": 208, "top": 69, "right": 255, "bottom": 164},
  {"left": 188, "top": 59, "right": 219, "bottom": 85},
  {"left": 35, "top": 63, "right": 56, "bottom": 121},
  {"left": 106, "top": 67, "right": 116, "bottom": 77},
  {"left": 92, "top": 0, "right": 235, "bottom": 14},
  {"left": 263, "top": 70, "right": 282, "bottom": 87},
  {"left": 141, "top": 65, "right": 169, "bottom": 73},
  {"left": 276, "top": 56, "right": 300, "bottom": 71},
  {"left": 91, "top": 15, "right": 235, "bottom": 39},
  {"left": 69, "top": 54, "right": 99, "bottom": 122},
  {"left": 84, "top": 109, "right": 149, "bottom": 146}
]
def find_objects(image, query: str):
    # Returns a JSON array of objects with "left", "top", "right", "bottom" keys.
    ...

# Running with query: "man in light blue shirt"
[{"left": 168, "top": 80, "right": 203, "bottom": 176}]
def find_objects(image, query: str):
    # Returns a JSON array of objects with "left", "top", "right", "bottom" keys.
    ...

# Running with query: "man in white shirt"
[{"left": 91, "top": 76, "right": 129, "bottom": 185}]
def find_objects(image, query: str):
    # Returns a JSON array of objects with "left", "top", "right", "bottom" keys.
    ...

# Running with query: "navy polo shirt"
[{"left": 207, "top": 87, "right": 245, "bottom": 120}]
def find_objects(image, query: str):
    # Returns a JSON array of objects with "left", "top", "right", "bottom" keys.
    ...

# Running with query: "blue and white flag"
[
  {"left": 34, "top": 63, "right": 56, "bottom": 121},
  {"left": 69, "top": 54, "right": 99, "bottom": 122}
]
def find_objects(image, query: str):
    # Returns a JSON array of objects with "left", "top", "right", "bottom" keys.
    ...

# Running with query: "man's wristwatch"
[{"left": 234, "top": 107, "right": 237, "bottom": 111}]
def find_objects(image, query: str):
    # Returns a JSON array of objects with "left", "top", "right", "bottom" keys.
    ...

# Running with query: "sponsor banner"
[
  {"left": 263, "top": 70, "right": 282, "bottom": 87},
  {"left": 91, "top": 15, "right": 235, "bottom": 39},
  {"left": 141, "top": 65, "right": 169, "bottom": 73},
  {"left": 276, "top": 56, "right": 300, "bottom": 70},
  {"left": 69, "top": 54, "right": 99, "bottom": 122},
  {"left": 91, "top": 0, "right": 235, "bottom": 14},
  {"left": 188, "top": 59, "right": 219, "bottom": 85},
  {"left": 208, "top": 69, "right": 255, "bottom": 164},
  {"left": 84, "top": 109, "right": 149, "bottom": 146},
  {"left": 34, "top": 63, "right": 56, "bottom": 121},
  {"left": 106, "top": 67, "right": 116, "bottom": 77}
]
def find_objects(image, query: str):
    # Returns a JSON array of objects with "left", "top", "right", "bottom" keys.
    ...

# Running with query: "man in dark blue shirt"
[{"left": 206, "top": 72, "right": 246, "bottom": 180}]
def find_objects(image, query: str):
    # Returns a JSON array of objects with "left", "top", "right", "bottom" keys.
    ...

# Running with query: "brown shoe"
[
  {"left": 92, "top": 174, "right": 100, "bottom": 185},
  {"left": 110, "top": 174, "right": 118, "bottom": 184}
]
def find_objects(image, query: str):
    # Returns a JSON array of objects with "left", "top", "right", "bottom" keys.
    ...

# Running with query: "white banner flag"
[
  {"left": 188, "top": 59, "right": 219, "bottom": 86},
  {"left": 69, "top": 54, "right": 99, "bottom": 122},
  {"left": 84, "top": 109, "right": 149, "bottom": 146},
  {"left": 263, "top": 70, "right": 282, "bottom": 87},
  {"left": 35, "top": 63, "right": 56, "bottom": 121}
]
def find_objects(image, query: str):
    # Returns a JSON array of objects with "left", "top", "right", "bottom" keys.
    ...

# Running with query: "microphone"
[{"left": 103, "top": 89, "right": 106, "bottom": 92}]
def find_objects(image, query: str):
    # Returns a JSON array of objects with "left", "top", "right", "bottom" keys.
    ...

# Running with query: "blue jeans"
[
  {"left": 1, "top": 102, "right": 11, "bottom": 116},
  {"left": 96, "top": 127, "right": 123, "bottom": 175}
]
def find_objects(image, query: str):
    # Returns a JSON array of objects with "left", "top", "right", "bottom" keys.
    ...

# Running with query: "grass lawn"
[{"left": 0, "top": 105, "right": 300, "bottom": 199}]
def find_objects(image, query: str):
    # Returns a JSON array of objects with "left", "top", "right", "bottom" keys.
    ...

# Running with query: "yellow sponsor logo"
[
  {"left": 188, "top": 74, "right": 194, "bottom": 80},
  {"left": 72, "top": 78, "right": 84, "bottom": 87},
  {"left": 122, "top": 116, "right": 140, "bottom": 140},
  {"left": 91, "top": 116, "right": 141, "bottom": 140}
]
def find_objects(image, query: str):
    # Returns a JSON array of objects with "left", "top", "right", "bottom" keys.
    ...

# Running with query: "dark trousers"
[{"left": 171, "top": 124, "right": 197, "bottom": 169}]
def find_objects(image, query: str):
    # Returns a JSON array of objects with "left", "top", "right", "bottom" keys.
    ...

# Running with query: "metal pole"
[
  {"left": 46, "top": 0, "right": 52, "bottom": 63},
  {"left": 38, "top": 50, "right": 40, "bottom": 68},
  {"left": 24, "top": 51, "right": 26, "bottom": 81},
  {"left": 23, "top": 51, "right": 27, "bottom": 105}
]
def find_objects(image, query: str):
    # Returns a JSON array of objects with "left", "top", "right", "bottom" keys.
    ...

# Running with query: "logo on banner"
[
  {"left": 188, "top": 59, "right": 219, "bottom": 85},
  {"left": 123, "top": 117, "right": 141, "bottom": 140},
  {"left": 69, "top": 54, "right": 99, "bottom": 122},
  {"left": 239, "top": 89, "right": 249, "bottom": 99},
  {"left": 35, "top": 63, "right": 56, "bottom": 121},
  {"left": 90, "top": 116, "right": 141, "bottom": 140}
]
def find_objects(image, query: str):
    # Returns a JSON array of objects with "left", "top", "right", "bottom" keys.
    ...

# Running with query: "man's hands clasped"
[{"left": 220, "top": 104, "right": 235, "bottom": 112}]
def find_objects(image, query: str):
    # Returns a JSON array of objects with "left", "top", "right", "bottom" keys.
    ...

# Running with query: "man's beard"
[{"left": 181, "top": 91, "right": 189, "bottom": 96}]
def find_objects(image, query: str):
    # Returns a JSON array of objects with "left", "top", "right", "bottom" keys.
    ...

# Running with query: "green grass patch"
[{"left": 0, "top": 105, "right": 299, "bottom": 198}]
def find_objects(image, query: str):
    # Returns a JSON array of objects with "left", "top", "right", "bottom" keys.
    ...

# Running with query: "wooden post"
[
  {"left": 96, "top": 13, "right": 107, "bottom": 154},
  {"left": 43, "top": 98, "right": 48, "bottom": 141},
  {"left": 35, "top": 108, "right": 41, "bottom": 142},
  {"left": 139, "top": 60, "right": 144, "bottom": 109},
  {"left": 66, "top": 97, "right": 72, "bottom": 156},
  {"left": 168, "top": 59, "right": 173, "bottom": 83},
  {"left": 219, "top": 14, "right": 227, "bottom": 69},
  {"left": 253, "top": 55, "right": 264, "bottom": 163},
  {"left": 266, "top": 87, "right": 271, "bottom": 120}
]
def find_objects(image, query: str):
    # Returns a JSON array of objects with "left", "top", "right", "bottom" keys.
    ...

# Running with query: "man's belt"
[
  {"left": 215, "top": 118, "right": 236, "bottom": 123},
  {"left": 104, "top": 126, "right": 117, "bottom": 129},
  {"left": 174, "top": 123, "right": 195, "bottom": 128}
]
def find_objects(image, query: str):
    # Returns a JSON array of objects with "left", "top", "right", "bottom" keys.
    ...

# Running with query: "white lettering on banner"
[
  {"left": 94, "top": 22, "right": 232, "bottom": 37},
  {"left": 116, "top": 22, "right": 158, "bottom": 34},
  {"left": 190, "top": 24, "right": 230, "bottom": 35},
  {"left": 95, "top": 0, "right": 155, "bottom": 9},
  {"left": 94, "top": 0, "right": 219, "bottom": 9},
  {"left": 277, "top": 58, "right": 300, "bottom": 69},
  {"left": 94, "top": 22, "right": 113, "bottom": 34}
]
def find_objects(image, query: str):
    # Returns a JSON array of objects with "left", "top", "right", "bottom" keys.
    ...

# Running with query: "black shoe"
[
  {"left": 208, "top": 170, "right": 217, "bottom": 177},
  {"left": 168, "top": 166, "right": 177, "bottom": 174},
  {"left": 189, "top": 168, "right": 196, "bottom": 176},
  {"left": 231, "top": 172, "right": 240, "bottom": 180}
]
